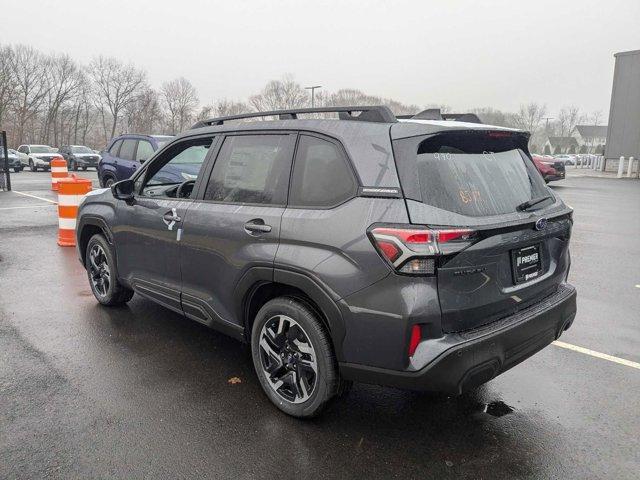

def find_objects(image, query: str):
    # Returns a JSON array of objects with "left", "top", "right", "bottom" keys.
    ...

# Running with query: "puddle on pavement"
[{"left": 482, "top": 401, "right": 514, "bottom": 417}]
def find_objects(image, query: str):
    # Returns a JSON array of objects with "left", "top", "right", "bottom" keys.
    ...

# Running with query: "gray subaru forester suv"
[{"left": 76, "top": 106, "right": 577, "bottom": 418}]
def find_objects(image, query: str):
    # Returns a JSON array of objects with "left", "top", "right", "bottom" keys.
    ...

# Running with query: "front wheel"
[
  {"left": 85, "top": 234, "right": 134, "bottom": 306},
  {"left": 13, "top": 167, "right": 22, "bottom": 173},
  {"left": 81, "top": 166, "right": 87, "bottom": 171},
  {"left": 70, "top": 160, "right": 78, "bottom": 171},
  {"left": 29, "top": 160, "right": 37, "bottom": 172},
  {"left": 251, "top": 297, "right": 342, "bottom": 418}
]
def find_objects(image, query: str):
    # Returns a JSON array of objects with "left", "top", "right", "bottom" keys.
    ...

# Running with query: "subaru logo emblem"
[{"left": 535, "top": 218, "right": 548, "bottom": 231}]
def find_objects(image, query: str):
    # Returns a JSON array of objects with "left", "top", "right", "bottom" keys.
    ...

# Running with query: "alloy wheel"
[
  {"left": 88, "top": 244, "right": 111, "bottom": 297},
  {"left": 258, "top": 315, "right": 318, "bottom": 404}
]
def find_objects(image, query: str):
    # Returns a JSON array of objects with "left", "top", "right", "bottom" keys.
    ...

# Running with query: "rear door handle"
[{"left": 244, "top": 220, "right": 272, "bottom": 234}]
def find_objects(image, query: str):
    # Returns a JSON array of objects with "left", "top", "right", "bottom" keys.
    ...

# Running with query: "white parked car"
[
  {"left": 16, "top": 145, "right": 61, "bottom": 171},
  {"left": 554, "top": 154, "right": 577, "bottom": 166}
]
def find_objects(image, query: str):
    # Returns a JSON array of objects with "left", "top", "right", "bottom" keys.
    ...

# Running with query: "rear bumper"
[
  {"left": 339, "top": 283, "right": 577, "bottom": 393},
  {"left": 545, "top": 173, "right": 565, "bottom": 181},
  {"left": 74, "top": 158, "right": 99, "bottom": 166}
]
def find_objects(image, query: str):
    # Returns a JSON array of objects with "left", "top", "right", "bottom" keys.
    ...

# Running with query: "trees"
[
  {"left": 41, "top": 54, "right": 82, "bottom": 145},
  {"left": 87, "top": 56, "right": 146, "bottom": 139},
  {"left": 161, "top": 77, "right": 198, "bottom": 133},
  {"left": 510, "top": 102, "right": 547, "bottom": 134},
  {"left": 555, "top": 105, "right": 585, "bottom": 137},
  {"left": 0, "top": 43, "right": 598, "bottom": 153},
  {"left": 249, "top": 75, "right": 308, "bottom": 112},
  {"left": 0, "top": 45, "right": 17, "bottom": 130},
  {"left": 9, "top": 45, "right": 50, "bottom": 145},
  {"left": 124, "top": 87, "right": 164, "bottom": 135}
]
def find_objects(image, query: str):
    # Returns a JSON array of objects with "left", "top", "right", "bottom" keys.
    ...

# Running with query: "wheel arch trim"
[{"left": 234, "top": 266, "right": 347, "bottom": 361}]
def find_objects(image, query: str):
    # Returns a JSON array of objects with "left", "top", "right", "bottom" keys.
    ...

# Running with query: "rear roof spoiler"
[{"left": 398, "top": 109, "right": 482, "bottom": 124}]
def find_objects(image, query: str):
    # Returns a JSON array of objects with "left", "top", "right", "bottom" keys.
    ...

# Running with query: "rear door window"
[
  {"left": 135, "top": 140, "right": 154, "bottom": 162},
  {"left": 119, "top": 139, "right": 137, "bottom": 161},
  {"left": 109, "top": 139, "right": 123, "bottom": 156},
  {"left": 203, "top": 134, "right": 295, "bottom": 205},
  {"left": 394, "top": 132, "right": 550, "bottom": 217}
]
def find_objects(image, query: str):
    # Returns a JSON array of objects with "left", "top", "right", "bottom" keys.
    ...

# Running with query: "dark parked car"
[
  {"left": 59, "top": 145, "right": 101, "bottom": 171},
  {"left": 77, "top": 106, "right": 577, "bottom": 418},
  {"left": 0, "top": 149, "right": 23, "bottom": 172},
  {"left": 98, "top": 134, "right": 174, "bottom": 187},
  {"left": 532, "top": 154, "right": 566, "bottom": 182}
]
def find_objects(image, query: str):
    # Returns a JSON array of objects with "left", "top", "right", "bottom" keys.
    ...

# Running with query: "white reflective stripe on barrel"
[
  {"left": 51, "top": 167, "right": 68, "bottom": 173},
  {"left": 58, "top": 217, "right": 77, "bottom": 230},
  {"left": 58, "top": 194, "right": 85, "bottom": 206}
]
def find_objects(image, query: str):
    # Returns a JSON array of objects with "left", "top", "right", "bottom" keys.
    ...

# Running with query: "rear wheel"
[
  {"left": 81, "top": 166, "right": 87, "bottom": 171},
  {"left": 85, "top": 234, "right": 134, "bottom": 306},
  {"left": 13, "top": 167, "right": 22, "bottom": 173},
  {"left": 251, "top": 297, "right": 342, "bottom": 418},
  {"left": 102, "top": 175, "right": 115, "bottom": 188}
]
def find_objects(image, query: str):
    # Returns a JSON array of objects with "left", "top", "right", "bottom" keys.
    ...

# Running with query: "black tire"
[
  {"left": 85, "top": 234, "right": 134, "bottom": 306},
  {"left": 13, "top": 167, "right": 22, "bottom": 173},
  {"left": 81, "top": 166, "right": 87, "bottom": 171},
  {"left": 102, "top": 175, "right": 115, "bottom": 188},
  {"left": 251, "top": 297, "right": 341, "bottom": 418},
  {"left": 70, "top": 160, "right": 78, "bottom": 171},
  {"left": 29, "top": 159, "right": 37, "bottom": 172}
]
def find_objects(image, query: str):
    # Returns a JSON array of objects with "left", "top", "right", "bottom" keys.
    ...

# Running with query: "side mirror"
[{"left": 111, "top": 179, "right": 135, "bottom": 202}]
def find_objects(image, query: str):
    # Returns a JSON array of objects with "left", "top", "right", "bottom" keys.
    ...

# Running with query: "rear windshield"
[
  {"left": 394, "top": 132, "right": 550, "bottom": 217},
  {"left": 30, "top": 146, "right": 51, "bottom": 153},
  {"left": 72, "top": 146, "right": 92, "bottom": 153}
]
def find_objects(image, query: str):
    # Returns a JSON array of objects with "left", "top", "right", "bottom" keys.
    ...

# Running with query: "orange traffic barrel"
[
  {"left": 50, "top": 156, "right": 68, "bottom": 191},
  {"left": 57, "top": 174, "right": 92, "bottom": 247}
]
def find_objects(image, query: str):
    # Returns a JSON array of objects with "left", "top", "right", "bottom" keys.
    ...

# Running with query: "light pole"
[{"left": 305, "top": 85, "right": 322, "bottom": 108}]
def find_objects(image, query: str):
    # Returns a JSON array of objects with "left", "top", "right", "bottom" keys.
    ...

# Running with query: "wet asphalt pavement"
[{"left": 1, "top": 170, "right": 638, "bottom": 479}]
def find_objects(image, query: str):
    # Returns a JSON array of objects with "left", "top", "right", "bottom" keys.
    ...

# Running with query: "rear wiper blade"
[{"left": 517, "top": 195, "right": 552, "bottom": 211}]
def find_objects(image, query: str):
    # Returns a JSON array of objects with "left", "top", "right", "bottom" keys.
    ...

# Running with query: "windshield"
[
  {"left": 72, "top": 146, "right": 92, "bottom": 153},
  {"left": 394, "top": 131, "right": 551, "bottom": 217},
  {"left": 30, "top": 146, "right": 51, "bottom": 153}
]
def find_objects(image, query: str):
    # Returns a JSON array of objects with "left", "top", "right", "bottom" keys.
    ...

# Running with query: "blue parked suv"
[{"left": 98, "top": 134, "right": 174, "bottom": 187}]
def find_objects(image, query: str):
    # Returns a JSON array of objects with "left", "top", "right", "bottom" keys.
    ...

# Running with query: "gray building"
[{"left": 604, "top": 49, "right": 640, "bottom": 171}]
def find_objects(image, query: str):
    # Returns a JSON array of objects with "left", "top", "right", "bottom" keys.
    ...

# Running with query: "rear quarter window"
[{"left": 289, "top": 135, "right": 357, "bottom": 208}]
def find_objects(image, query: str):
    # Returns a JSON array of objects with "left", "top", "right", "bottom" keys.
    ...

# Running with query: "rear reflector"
[{"left": 408, "top": 325, "right": 422, "bottom": 357}]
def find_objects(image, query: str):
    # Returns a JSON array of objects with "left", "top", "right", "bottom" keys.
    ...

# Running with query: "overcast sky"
[{"left": 3, "top": 0, "right": 638, "bottom": 119}]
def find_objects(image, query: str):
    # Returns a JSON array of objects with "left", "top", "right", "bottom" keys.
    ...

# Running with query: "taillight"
[{"left": 369, "top": 226, "right": 476, "bottom": 275}]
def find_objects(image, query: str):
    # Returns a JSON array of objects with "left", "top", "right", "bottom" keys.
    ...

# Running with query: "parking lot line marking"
[
  {"left": 12, "top": 190, "right": 57, "bottom": 204},
  {"left": 0, "top": 204, "right": 56, "bottom": 210},
  {"left": 553, "top": 341, "right": 640, "bottom": 370}
]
